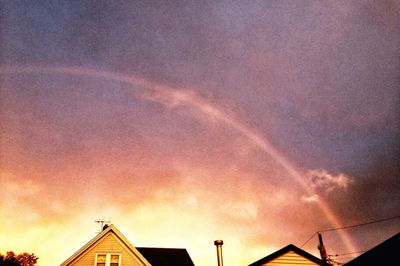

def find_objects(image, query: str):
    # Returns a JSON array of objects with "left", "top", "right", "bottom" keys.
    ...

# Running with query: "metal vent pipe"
[{"left": 214, "top": 240, "right": 224, "bottom": 266}]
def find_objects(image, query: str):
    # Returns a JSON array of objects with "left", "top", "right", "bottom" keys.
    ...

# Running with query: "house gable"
[
  {"left": 249, "top": 244, "right": 327, "bottom": 266},
  {"left": 261, "top": 250, "right": 320, "bottom": 265},
  {"left": 60, "top": 224, "right": 151, "bottom": 266}
]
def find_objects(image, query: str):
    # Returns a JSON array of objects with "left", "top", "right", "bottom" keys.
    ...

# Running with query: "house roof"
[
  {"left": 248, "top": 244, "right": 328, "bottom": 266},
  {"left": 137, "top": 247, "right": 195, "bottom": 266},
  {"left": 344, "top": 231, "right": 400, "bottom": 265},
  {"left": 59, "top": 224, "right": 151, "bottom": 266}
]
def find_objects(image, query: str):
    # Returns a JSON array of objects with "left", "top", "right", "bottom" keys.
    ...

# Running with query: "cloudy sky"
[{"left": 1, "top": 1, "right": 399, "bottom": 265}]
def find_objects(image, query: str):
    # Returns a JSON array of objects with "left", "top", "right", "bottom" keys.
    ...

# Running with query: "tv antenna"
[{"left": 94, "top": 218, "right": 111, "bottom": 233}]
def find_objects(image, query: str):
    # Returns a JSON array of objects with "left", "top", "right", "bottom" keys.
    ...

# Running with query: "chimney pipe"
[
  {"left": 214, "top": 240, "right": 224, "bottom": 266},
  {"left": 317, "top": 232, "right": 328, "bottom": 263}
]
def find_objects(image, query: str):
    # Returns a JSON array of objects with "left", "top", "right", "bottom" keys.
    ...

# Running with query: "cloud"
[
  {"left": 302, "top": 194, "right": 319, "bottom": 203},
  {"left": 1, "top": 172, "right": 42, "bottom": 198},
  {"left": 305, "top": 169, "right": 353, "bottom": 194},
  {"left": 222, "top": 200, "right": 259, "bottom": 221}
]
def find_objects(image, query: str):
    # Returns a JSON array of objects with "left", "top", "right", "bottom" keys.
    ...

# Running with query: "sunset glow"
[{"left": 1, "top": 1, "right": 399, "bottom": 266}]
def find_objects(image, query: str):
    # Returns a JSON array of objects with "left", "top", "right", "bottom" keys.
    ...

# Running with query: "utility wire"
[
  {"left": 300, "top": 214, "right": 400, "bottom": 248},
  {"left": 300, "top": 232, "right": 317, "bottom": 248},
  {"left": 329, "top": 250, "right": 368, "bottom": 257},
  {"left": 318, "top": 214, "right": 400, "bottom": 233}
]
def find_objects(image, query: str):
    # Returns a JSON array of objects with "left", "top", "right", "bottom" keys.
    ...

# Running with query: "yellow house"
[
  {"left": 248, "top": 244, "right": 328, "bottom": 266},
  {"left": 60, "top": 224, "right": 194, "bottom": 266}
]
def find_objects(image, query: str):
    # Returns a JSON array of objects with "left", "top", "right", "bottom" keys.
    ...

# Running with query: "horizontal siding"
[
  {"left": 69, "top": 233, "right": 146, "bottom": 266},
  {"left": 261, "top": 251, "right": 320, "bottom": 266}
]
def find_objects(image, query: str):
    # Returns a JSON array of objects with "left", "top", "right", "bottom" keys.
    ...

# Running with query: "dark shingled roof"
[
  {"left": 137, "top": 247, "right": 195, "bottom": 266},
  {"left": 344, "top": 231, "right": 400, "bottom": 266}
]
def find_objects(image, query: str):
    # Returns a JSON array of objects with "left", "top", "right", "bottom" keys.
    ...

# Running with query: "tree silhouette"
[{"left": 0, "top": 251, "right": 38, "bottom": 266}]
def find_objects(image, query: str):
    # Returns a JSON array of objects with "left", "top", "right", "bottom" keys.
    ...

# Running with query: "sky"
[{"left": 0, "top": 1, "right": 399, "bottom": 265}]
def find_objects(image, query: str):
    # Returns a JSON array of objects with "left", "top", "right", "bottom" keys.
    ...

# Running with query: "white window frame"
[{"left": 95, "top": 253, "right": 121, "bottom": 266}]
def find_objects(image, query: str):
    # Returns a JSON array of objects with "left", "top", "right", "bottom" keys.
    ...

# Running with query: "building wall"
[
  {"left": 68, "top": 233, "right": 147, "bottom": 266},
  {"left": 261, "top": 251, "right": 321, "bottom": 266}
]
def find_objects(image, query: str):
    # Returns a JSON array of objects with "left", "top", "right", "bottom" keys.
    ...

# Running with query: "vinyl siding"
[
  {"left": 260, "top": 251, "right": 321, "bottom": 266},
  {"left": 67, "top": 233, "right": 147, "bottom": 266}
]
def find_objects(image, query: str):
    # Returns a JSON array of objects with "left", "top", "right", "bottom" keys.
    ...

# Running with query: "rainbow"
[{"left": 0, "top": 64, "right": 357, "bottom": 253}]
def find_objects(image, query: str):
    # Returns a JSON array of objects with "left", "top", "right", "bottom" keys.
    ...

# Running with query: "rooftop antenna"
[{"left": 94, "top": 218, "right": 111, "bottom": 233}]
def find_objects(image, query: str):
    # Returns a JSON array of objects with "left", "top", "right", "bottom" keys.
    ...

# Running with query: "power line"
[
  {"left": 329, "top": 250, "right": 368, "bottom": 258},
  {"left": 318, "top": 214, "right": 400, "bottom": 233},
  {"left": 300, "top": 214, "right": 400, "bottom": 248},
  {"left": 300, "top": 232, "right": 317, "bottom": 248}
]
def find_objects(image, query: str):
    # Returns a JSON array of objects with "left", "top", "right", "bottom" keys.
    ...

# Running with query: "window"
[
  {"left": 110, "top": 255, "right": 120, "bottom": 266},
  {"left": 96, "top": 254, "right": 106, "bottom": 266},
  {"left": 96, "top": 254, "right": 120, "bottom": 266}
]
